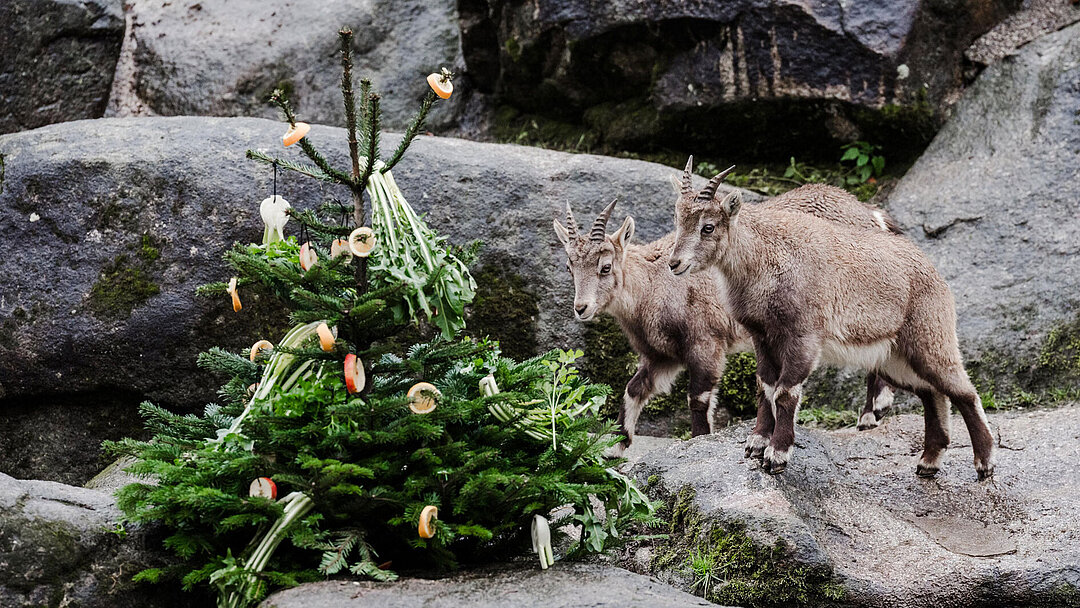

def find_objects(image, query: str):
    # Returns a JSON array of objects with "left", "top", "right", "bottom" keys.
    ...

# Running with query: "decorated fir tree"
[{"left": 106, "top": 27, "right": 655, "bottom": 608}]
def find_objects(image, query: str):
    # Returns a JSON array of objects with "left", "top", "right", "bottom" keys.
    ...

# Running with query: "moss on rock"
[
  {"left": 88, "top": 234, "right": 164, "bottom": 320},
  {"left": 464, "top": 265, "right": 540, "bottom": 362},
  {"left": 649, "top": 485, "right": 845, "bottom": 607}
]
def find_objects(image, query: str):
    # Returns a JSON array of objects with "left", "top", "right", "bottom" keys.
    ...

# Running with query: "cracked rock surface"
[{"left": 625, "top": 406, "right": 1080, "bottom": 607}]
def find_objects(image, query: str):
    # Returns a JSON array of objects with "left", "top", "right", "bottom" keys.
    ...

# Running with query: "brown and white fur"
[
  {"left": 554, "top": 163, "right": 898, "bottom": 456},
  {"left": 668, "top": 164, "right": 995, "bottom": 480}
]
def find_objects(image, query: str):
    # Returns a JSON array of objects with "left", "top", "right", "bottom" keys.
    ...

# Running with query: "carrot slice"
[
  {"left": 407, "top": 382, "right": 440, "bottom": 414},
  {"left": 418, "top": 505, "right": 438, "bottom": 538},
  {"left": 227, "top": 277, "right": 242, "bottom": 312},
  {"left": 282, "top": 122, "right": 311, "bottom": 147}
]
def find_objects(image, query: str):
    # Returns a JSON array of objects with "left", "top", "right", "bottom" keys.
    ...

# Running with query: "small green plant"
[
  {"left": 839, "top": 141, "right": 885, "bottom": 184},
  {"left": 686, "top": 546, "right": 724, "bottom": 598}
]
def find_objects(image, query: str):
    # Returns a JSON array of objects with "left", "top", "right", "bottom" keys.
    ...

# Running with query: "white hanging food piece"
[
  {"left": 407, "top": 382, "right": 440, "bottom": 414},
  {"left": 299, "top": 242, "right": 317, "bottom": 271},
  {"left": 316, "top": 322, "right": 337, "bottom": 352},
  {"left": 227, "top": 277, "right": 242, "bottom": 312},
  {"left": 531, "top": 514, "right": 554, "bottom": 569},
  {"left": 282, "top": 122, "right": 310, "bottom": 147},
  {"left": 344, "top": 354, "right": 366, "bottom": 394},
  {"left": 249, "top": 339, "right": 274, "bottom": 362},
  {"left": 249, "top": 477, "right": 277, "bottom": 500},
  {"left": 330, "top": 238, "right": 353, "bottom": 263},
  {"left": 348, "top": 226, "right": 376, "bottom": 257},
  {"left": 259, "top": 195, "right": 291, "bottom": 244},
  {"left": 418, "top": 505, "right": 438, "bottom": 539}
]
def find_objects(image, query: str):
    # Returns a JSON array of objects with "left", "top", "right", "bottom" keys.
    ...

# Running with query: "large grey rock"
[
  {"left": 118, "top": 0, "right": 464, "bottom": 131},
  {"left": 966, "top": 0, "right": 1080, "bottom": 66},
  {"left": 261, "top": 564, "right": 716, "bottom": 608},
  {"left": 628, "top": 406, "right": 1080, "bottom": 607},
  {"left": 0, "top": 472, "right": 196, "bottom": 608},
  {"left": 464, "top": 0, "right": 1016, "bottom": 158},
  {"left": 0, "top": 0, "right": 125, "bottom": 134},
  {"left": 886, "top": 21, "right": 1080, "bottom": 391},
  {"left": 0, "top": 116, "right": 747, "bottom": 408}
]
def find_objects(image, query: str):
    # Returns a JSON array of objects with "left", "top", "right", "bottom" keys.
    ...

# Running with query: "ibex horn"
[
  {"left": 590, "top": 198, "right": 618, "bottom": 241},
  {"left": 681, "top": 155, "right": 694, "bottom": 196},
  {"left": 564, "top": 202, "right": 578, "bottom": 237},
  {"left": 699, "top": 165, "right": 736, "bottom": 201}
]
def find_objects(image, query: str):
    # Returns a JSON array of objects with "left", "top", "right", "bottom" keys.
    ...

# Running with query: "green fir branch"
[
  {"left": 382, "top": 91, "right": 435, "bottom": 173},
  {"left": 246, "top": 150, "right": 337, "bottom": 183}
]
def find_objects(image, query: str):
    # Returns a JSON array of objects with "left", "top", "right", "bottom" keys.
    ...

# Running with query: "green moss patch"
[
  {"left": 464, "top": 265, "right": 539, "bottom": 361},
  {"left": 649, "top": 485, "right": 844, "bottom": 607},
  {"left": 88, "top": 234, "right": 164, "bottom": 320}
]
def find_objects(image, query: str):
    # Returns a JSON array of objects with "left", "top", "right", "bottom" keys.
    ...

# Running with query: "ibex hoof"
[
  {"left": 856, "top": 412, "right": 879, "bottom": 431},
  {"left": 976, "top": 464, "right": 995, "bottom": 481},
  {"left": 762, "top": 446, "right": 789, "bottom": 474},
  {"left": 915, "top": 464, "right": 939, "bottom": 478},
  {"left": 744, "top": 434, "right": 768, "bottom": 460}
]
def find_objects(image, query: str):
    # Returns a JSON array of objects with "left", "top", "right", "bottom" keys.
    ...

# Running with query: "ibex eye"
[
  {"left": 701, "top": 224, "right": 715, "bottom": 234},
  {"left": 600, "top": 264, "right": 612, "bottom": 274}
]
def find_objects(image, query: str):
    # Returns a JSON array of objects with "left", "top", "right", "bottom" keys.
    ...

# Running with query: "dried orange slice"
[
  {"left": 348, "top": 227, "right": 376, "bottom": 257},
  {"left": 344, "top": 353, "right": 366, "bottom": 394},
  {"left": 227, "top": 277, "right": 242, "bottom": 312},
  {"left": 283, "top": 122, "right": 310, "bottom": 147},
  {"left": 249, "top": 339, "right": 274, "bottom": 362},
  {"left": 299, "top": 241, "right": 317, "bottom": 270},
  {"left": 418, "top": 505, "right": 438, "bottom": 538},
  {"left": 407, "top": 382, "right": 440, "bottom": 414},
  {"left": 316, "top": 322, "right": 336, "bottom": 352},
  {"left": 249, "top": 477, "right": 277, "bottom": 499},
  {"left": 427, "top": 70, "right": 453, "bottom": 99}
]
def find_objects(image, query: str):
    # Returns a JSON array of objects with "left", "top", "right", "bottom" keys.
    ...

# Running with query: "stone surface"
[
  {"left": 967, "top": 0, "right": 1080, "bottom": 66},
  {"left": 0, "top": 0, "right": 125, "bottom": 134},
  {"left": 463, "top": 0, "right": 1017, "bottom": 159},
  {"left": 0, "top": 472, "right": 198, "bottom": 608},
  {"left": 627, "top": 405, "right": 1080, "bottom": 607},
  {"left": 115, "top": 0, "right": 464, "bottom": 131},
  {"left": 261, "top": 563, "right": 716, "bottom": 608},
  {"left": 886, "top": 21, "right": 1080, "bottom": 390},
  {"left": 0, "top": 116, "right": 748, "bottom": 409}
]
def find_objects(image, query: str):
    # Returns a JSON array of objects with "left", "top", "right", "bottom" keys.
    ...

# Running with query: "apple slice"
[
  {"left": 316, "top": 323, "right": 336, "bottom": 352},
  {"left": 299, "top": 242, "right": 317, "bottom": 271},
  {"left": 348, "top": 226, "right": 376, "bottom": 257},
  {"left": 418, "top": 505, "right": 438, "bottom": 538},
  {"left": 344, "top": 353, "right": 366, "bottom": 394},
  {"left": 330, "top": 238, "right": 353, "bottom": 263},
  {"left": 407, "top": 382, "right": 440, "bottom": 414},
  {"left": 249, "top": 477, "right": 277, "bottom": 499},
  {"left": 282, "top": 122, "right": 311, "bottom": 147},
  {"left": 249, "top": 339, "right": 274, "bottom": 362}
]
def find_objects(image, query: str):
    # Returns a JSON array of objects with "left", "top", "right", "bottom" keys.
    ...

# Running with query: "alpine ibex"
[
  {"left": 554, "top": 161, "right": 898, "bottom": 456},
  {"left": 668, "top": 163, "right": 995, "bottom": 480}
]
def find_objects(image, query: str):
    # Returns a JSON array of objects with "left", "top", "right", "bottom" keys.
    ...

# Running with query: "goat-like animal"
[
  {"left": 668, "top": 164, "right": 995, "bottom": 480},
  {"left": 553, "top": 160, "right": 898, "bottom": 455}
]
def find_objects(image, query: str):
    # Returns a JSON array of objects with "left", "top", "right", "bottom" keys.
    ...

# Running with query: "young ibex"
[
  {"left": 553, "top": 160, "right": 898, "bottom": 456},
  {"left": 668, "top": 163, "right": 995, "bottom": 480}
]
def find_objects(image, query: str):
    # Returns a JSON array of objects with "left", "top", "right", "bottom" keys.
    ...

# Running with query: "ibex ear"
[
  {"left": 613, "top": 216, "right": 635, "bottom": 250},
  {"left": 719, "top": 190, "right": 742, "bottom": 218},
  {"left": 553, "top": 219, "right": 571, "bottom": 247}
]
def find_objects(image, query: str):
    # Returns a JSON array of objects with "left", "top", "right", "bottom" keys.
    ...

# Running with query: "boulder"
[
  {"left": 966, "top": 0, "right": 1080, "bottom": 66},
  {"left": 885, "top": 21, "right": 1080, "bottom": 395},
  {"left": 0, "top": 116, "right": 747, "bottom": 409},
  {"left": 0, "top": 0, "right": 125, "bottom": 135},
  {"left": 261, "top": 564, "right": 717, "bottom": 608},
  {"left": 115, "top": 0, "right": 465, "bottom": 131},
  {"left": 463, "top": 0, "right": 1017, "bottom": 160},
  {"left": 0, "top": 472, "right": 198, "bottom": 608},
  {"left": 627, "top": 406, "right": 1080, "bottom": 607}
]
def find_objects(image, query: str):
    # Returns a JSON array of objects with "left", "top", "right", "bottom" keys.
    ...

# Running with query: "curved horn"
[
  {"left": 590, "top": 198, "right": 618, "bottom": 241},
  {"left": 698, "top": 165, "right": 736, "bottom": 201},
  {"left": 564, "top": 202, "right": 578, "bottom": 237},
  {"left": 681, "top": 155, "right": 694, "bottom": 196}
]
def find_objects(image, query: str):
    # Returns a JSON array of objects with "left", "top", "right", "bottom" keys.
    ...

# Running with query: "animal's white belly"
[{"left": 818, "top": 339, "right": 931, "bottom": 391}]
